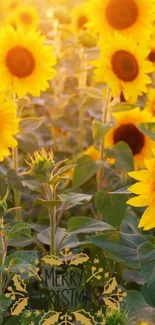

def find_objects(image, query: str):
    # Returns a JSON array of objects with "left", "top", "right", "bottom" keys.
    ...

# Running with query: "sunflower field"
[{"left": 1, "top": 0, "right": 155, "bottom": 324}]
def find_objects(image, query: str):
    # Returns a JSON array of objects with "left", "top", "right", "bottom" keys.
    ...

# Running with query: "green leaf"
[
  {"left": 92, "top": 120, "right": 112, "bottom": 143},
  {"left": 111, "top": 103, "right": 137, "bottom": 112},
  {"left": 79, "top": 87, "right": 103, "bottom": 99},
  {"left": 67, "top": 216, "right": 115, "bottom": 234},
  {"left": 37, "top": 227, "right": 80, "bottom": 249},
  {"left": 89, "top": 231, "right": 147, "bottom": 268},
  {"left": 0, "top": 174, "right": 7, "bottom": 199},
  {"left": 20, "top": 117, "right": 45, "bottom": 133},
  {"left": 110, "top": 186, "right": 130, "bottom": 194},
  {"left": 126, "top": 290, "right": 155, "bottom": 321},
  {"left": 138, "top": 242, "right": 155, "bottom": 286},
  {"left": 35, "top": 199, "right": 61, "bottom": 210},
  {"left": 141, "top": 281, "right": 155, "bottom": 308},
  {"left": 5, "top": 251, "right": 38, "bottom": 268},
  {"left": 138, "top": 123, "right": 155, "bottom": 140},
  {"left": 16, "top": 133, "right": 39, "bottom": 153},
  {"left": 73, "top": 155, "right": 101, "bottom": 188},
  {"left": 59, "top": 192, "right": 92, "bottom": 208},
  {"left": 8, "top": 237, "right": 33, "bottom": 248},
  {"left": 0, "top": 295, "right": 12, "bottom": 324},
  {"left": 114, "top": 142, "right": 134, "bottom": 171},
  {"left": 22, "top": 180, "right": 41, "bottom": 192},
  {"left": 7, "top": 169, "right": 25, "bottom": 192},
  {"left": 3, "top": 316, "right": 21, "bottom": 325},
  {"left": 95, "top": 190, "right": 128, "bottom": 227},
  {"left": 7, "top": 222, "right": 33, "bottom": 239}
]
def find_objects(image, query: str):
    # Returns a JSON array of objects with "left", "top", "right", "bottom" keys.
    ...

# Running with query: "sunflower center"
[
  {"left": 106, "top": 0, "right": 138, "bottom": 30},
  {"left": 113, "top": 123, "right": 145, "bottom": 155},
  {"left": 148, "top": 50, "right": 155, "bottom": 63},
  {"left": 78, "top": 15, "right": 88, "bottom": 29},
  {"left": 6, "top": 46, "right": 35, "bottom": 78},
  {"left": 111, "top": 50, "right": 138, "bottom": 82},
  {"left": 20, "top": 13, "right": 33, "bottom": 24}
]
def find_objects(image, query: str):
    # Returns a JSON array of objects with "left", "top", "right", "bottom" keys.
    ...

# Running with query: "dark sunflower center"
[
  {"left": 78, "top": 15, "right": 88, "bottom": 29},
  {"left": 6, "top": 46, "right": 35, "bottom": 78},
  {"left": 111, "top": 50, "right": 139, "bottom": 82},
  {"left": 113, "top": 123, "right": 145, "bottom": 155},
  {"left": 148, "top": 50, "right": 155, "bottom": 63},
  {"left": 20, "top": 12, "right": 33, "bottom": 24},
  {"left": 106, "top": 0, "right": 138, "bottom": 30}
]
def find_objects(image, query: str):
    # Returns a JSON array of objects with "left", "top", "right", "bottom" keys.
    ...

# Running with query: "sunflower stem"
[
  {"left": 0, "top": 218, "right": 5, "bottom": 295},
  {"left": 12, "top": 147, "right": 21, "bottom": 221},
  {"left": 78, "top": 47, "right": 87, "bottom": 152},
  {"left": 97, "top": 87, "right": 111, "bottom": 194},
  {"left": 44, "top": 183, "right": 56, "bottom": 256}
]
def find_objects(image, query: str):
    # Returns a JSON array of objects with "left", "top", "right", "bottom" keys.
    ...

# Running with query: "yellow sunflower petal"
[
  {"left": 128, "top": 170, "right": 149, "bottom": 181},
  {"left": 138, "top": 204, "right": 155, "bottom": 230},
  {"left": 127, "top": 195, "right": 150, "bottom": 207},
  {"left": 128, "top": 182, "right": 148, "bottom": 195}
]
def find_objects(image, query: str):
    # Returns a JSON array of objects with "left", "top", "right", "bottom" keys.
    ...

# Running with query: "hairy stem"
[
  {"left": 78, "top": 48, "right": 87, "bottom": 152},
  {"left": 97, "top": 87, "right": 111, "bottom": 193},
  {"left": 44, "top": 184, "right": 56, "bottom": 256},
  {"left": 12, "top": 147, "right": 21, "bottom": 221}
]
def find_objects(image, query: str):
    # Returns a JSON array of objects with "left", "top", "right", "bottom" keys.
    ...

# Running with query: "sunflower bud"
[
  {"left": 105, "top": 309, "right": 127, "bottom": 325},
  {"left": 78, "top": 30, "right": 97, "bottom": 48},
  {"left": 26, "top": 148, "right": 54, "bottom": 182},
  {"left": 54, "top": 8, "right": 71, "bottom": 25}
]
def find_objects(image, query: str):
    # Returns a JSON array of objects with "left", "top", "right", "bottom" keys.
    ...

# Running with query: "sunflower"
[
  {"left": 144, "top": 88, "right": 155, "bottom": 117},
  {"left": 72, "top": 4, "right": 90, "bottom": 33},
  {"left": 8, "top": 4, "right": 39, "bottom": 31},
  {"left": 104, "top": 107, "right": 155, "bottom": 169},
  {"left": 0, "top": 26, "right": 57, "bottom": 97},
  {"left": 127, "top": 150, "right": 155, "bottom": 230},
  {"left": 94, "top": 34, "right": 153, "bottom": 101},
  {"left": 0, "top": 95, "right": 19, "bottom": 161},
  {"left": 87, "top": 0, "right": 155, "bottom": 40}
]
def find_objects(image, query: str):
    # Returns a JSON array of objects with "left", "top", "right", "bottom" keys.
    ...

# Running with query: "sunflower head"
[
  {"left": 0, "top": 95, "right": 19, "bottom": 162},
  {"left": 72, "top": 4, "right": 90, "bottom": 34},
  {"left": 0, "top": 26, "right": 57, "bottom": 97},
  {"left": 104, "top": 107, "right": 155, "bottom": 169},
  {"left": 127, "top": 150, "right": 155, "bottom": 230},
  {"left": 7, "top": 4, "right": 39, "bottom": 31},
  {"left": 94, "top": 34, "right": 153, "bottom": 101},
  {"left": 87, "top": 0, "right": 155, "bottom": 40}
]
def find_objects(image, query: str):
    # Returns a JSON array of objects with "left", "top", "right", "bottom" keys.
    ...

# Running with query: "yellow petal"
[
  {"left": 128, "top": 170, "right": 148, "bottom": 181},
  {"left": 127, "top": 195, "right": 149, "bottom": 207},
  {"left": 138, "top": 204, "right": 155, "bottom": 230},
  {"left": 128, "top": 182, "right": 145, "bottom": 195}
]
